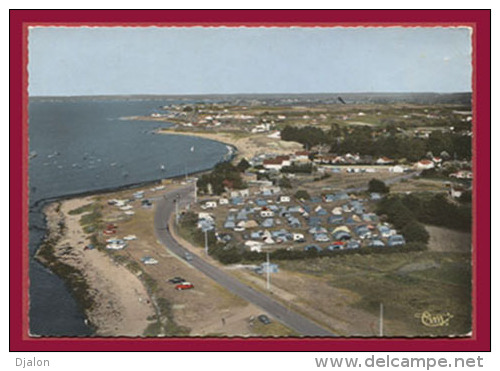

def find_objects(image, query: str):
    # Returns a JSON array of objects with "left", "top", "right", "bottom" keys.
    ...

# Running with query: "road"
[{"left": 153, "top": 185, "right": 335, "bottom": 337}]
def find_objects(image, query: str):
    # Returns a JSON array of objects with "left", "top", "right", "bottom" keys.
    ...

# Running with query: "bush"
[
  {"left": 294, "top": 190, "right": 311, "bottom": 200},
  {"left": 368, "top": 178, "right": 390, "bottom": 193},
  {"left": 401, "top": 222, "right": 430, "bottom": 244}
]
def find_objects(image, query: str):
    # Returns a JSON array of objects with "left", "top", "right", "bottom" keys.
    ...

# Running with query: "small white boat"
[{"left": 123, "top": 234, "right": 137, "bottom": 241}]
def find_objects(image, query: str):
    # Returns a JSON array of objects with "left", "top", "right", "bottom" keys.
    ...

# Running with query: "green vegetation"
[
  {"left": 281, "top": 124, "right": 471, "bottom": 162},
  {"left": 178, "top": 211, "right": 217, "bottom": 248},
  {"left": 368, "top": 178, "right": 390, "bottom": 194},
  {"left": 281, "top": 163, "right": 314, "bottom": 174},
  {"left": 197, "top": 162, "right": 247, "bottom": 195},
  {"left": 68, "top": 203, "right": 95, "bottom": 215},
  {"left": 376, "top": 196, "right": 429, "bottom": 244},
  {"left": 280, "top": 251, "right": 472, "bottom": 336},
  {"left": 236, "top": 158, "right": 251, "bottom": 172},
  {"left": 294, "top": 189, "right": 311, "bottom": 200},
  {"left": 382, "top": 193, "right": 472, "bottom": 232}
]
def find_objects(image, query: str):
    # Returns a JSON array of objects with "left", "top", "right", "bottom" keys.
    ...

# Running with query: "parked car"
[
  {"left": 175, "top": 282, "right": 194, "bottom": 290},
  {"left": 168, "top": 277, "right": 186, "bottom": 284},
  {"left": 257, "top": 314, "right": 271, "bottom": 325}
]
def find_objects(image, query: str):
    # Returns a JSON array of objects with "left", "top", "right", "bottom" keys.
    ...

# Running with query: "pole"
[
  {"left": 204, "top": 229, "right": 208, "bottom": 256},
  {"left": 194, "top": 180, "right": 197, "bottom": 204},
  {"left": 266, "top": 252, "right": 270, "bottom": 291},
  {"left": 379, "top": 303, "right": 384, "bottom": 337}
]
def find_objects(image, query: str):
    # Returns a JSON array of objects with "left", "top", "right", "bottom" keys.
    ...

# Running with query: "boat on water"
[
  {"left": 29, "top": 151, "right": 38, "bottom": 159},
  {"left": 160, "top": 164, "right": 165, "bottom": 171}
]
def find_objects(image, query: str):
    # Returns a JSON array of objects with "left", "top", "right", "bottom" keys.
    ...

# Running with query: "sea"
[{"left": 28, "top": 97, "right": 230, "bottom": 336}]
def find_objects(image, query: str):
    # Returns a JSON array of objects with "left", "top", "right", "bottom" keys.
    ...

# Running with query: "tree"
[
  {"left": 279, "top": 176, "right": 292, "bottom": 189},
  {"left": 401, "top": 222, "right": 430, "bottom": 244},
  {"left": 236, "top": 158, "right": 251, "bottom": 172},
  {"left": 368, "top": 178, "right": 390, "bottom": 194},
  {"left": 294, "top": 190, "right": 311, "bottom": 200}
]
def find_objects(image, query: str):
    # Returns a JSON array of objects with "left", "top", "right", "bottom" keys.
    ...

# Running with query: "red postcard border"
[{"left": 9, "top": 10, "right": 491, "bottom": 352}]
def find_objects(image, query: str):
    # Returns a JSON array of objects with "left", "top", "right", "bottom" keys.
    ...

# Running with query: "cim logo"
[{"left": 415, "top": 311, "right": 454, "bottom": 327}]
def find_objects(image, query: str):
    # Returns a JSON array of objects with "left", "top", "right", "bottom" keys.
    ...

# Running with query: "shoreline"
[
  {"left": 157, "top": 127, "right": 303, "bottom": 161},
  {"left": 30, "top": 129, "right": 242, "bottom": 337},
  {"left": 36, "top": 199, "right": 156, "bottom": 336}
]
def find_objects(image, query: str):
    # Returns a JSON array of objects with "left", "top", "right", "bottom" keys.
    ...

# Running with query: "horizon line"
[{"left": 29, "top": 91, "right": 473, "bottom": 99}]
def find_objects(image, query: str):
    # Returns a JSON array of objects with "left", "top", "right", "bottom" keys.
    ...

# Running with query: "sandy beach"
[
  {"left": 158, "top": 128, "right": 303, "bottom": 161},
  {"left": 39, "top": 198, "right": 155, "bottom": 336}
]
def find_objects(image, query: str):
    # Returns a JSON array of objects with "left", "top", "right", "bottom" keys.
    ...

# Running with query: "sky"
[{"left": 28, "top": 26, "right": 472, "bottom": 96}]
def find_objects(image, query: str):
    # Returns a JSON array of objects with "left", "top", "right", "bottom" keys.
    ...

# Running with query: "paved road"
[{"left": 153, "top": 185, "right": 335, "bottom": 337}]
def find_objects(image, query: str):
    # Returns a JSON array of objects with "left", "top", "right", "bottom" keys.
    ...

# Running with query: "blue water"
[{"left": 28, "top": 98, "right": 229, "bottom": 336}]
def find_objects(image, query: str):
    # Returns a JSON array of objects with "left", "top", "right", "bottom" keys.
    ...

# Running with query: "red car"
[{"left": 175, "top": 282, "right": 194, "bottom": 291}]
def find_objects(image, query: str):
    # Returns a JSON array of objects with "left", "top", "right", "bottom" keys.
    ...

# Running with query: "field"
[{"left": 276, "top": 234, "right": 472, "bottom": 337}]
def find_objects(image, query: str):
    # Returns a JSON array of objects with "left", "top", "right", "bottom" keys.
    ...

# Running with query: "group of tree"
[
  {"left": 368, "top": 178, "right": 390, "bottom": 193},
  {"left": 376, "top": 196, "right": 430, "bottom": 244},
  {"left": 196, "top": 162, "right": 246, "bottom": 195},
  {"left": 377, "top": 192, "right": 471, "bottom": 239},
  {"left": 281, "top": 124, "right": 471, "bottom": 162}
]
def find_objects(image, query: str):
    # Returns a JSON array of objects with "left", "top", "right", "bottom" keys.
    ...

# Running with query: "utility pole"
[
  {"left": 266, "top": 252, "right": 271, "bottom": 291},
  {"left": 379, "top": 303, "right": 384, "bottom": 337},
  {"left": 194, "top": 179, "right": 197, "bottom": 204},
  {"left": 175, "top": 199, "right": 179, "bottom": 224},
  {"left": 204, "top": 229, "right": 208, "bottom": 256}
]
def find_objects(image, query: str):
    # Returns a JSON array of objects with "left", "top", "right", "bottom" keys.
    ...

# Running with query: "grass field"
[{"left": 279, "top": 249, "right": 472, "bottom": 337}]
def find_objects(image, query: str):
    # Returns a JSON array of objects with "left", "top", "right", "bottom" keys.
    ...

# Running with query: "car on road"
[
  {"left": 184, "top": 252, "right": 193, "bottom": 261},
  {"left": 175, "top": 282, "right": 194, "bottom": 290},
  {"left": 168, "top": 277, "right": 186, "bottom": 284},
  {"left": 257, "top": 314, "right": 271, "bottom": 325}
]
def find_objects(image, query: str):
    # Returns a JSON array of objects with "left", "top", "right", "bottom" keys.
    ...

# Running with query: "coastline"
[
  {"left": 30, "top": 128, "right": 245, "bottom": 337},
  {"left": 36, "top": 198, "right": 156, "bottom": 336},
  {"left": 157, "top": 128, "right": 302, "bottom": 161}
]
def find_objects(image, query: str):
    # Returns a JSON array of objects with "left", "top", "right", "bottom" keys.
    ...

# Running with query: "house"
[
  {"left": 294, "top": 151, "right": 310, "bottom": 163},
  {"left": 390, "top": 165, "right": 406, "bottom": 173},
  {"left": 416, "top": 159, "right": 435, "bottom": 170},
  {"left": 376, "top": 157, "right": 393, "bottom": 165},
  {"left": 263, "top": 156, "right": 291, "bottom": 170}
]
